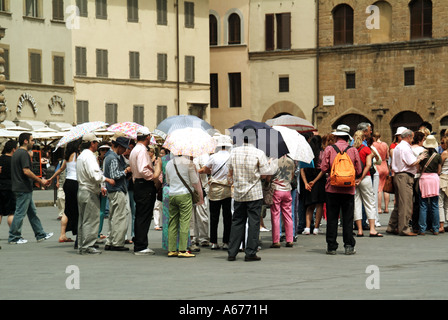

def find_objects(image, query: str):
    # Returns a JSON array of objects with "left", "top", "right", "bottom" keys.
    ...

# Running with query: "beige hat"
[
  {"left": 332, "top": 124, "right": 352, "bottom": 140},
  {"left": 423, "top": 135, "right": 438, "bottom": 149},
  {"left": 82, "top": 133, "right": 99, "bottom": 143}
]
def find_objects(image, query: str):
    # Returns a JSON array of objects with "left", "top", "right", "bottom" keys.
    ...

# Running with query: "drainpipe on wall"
[
  {"left": 312, "top": 0, "right": 320, "bottom": 129},
  {"left": 175, "top": 0, "right": 180, "bottom": 115}
]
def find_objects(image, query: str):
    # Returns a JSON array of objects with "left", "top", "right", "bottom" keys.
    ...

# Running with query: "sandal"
[
  {"left": 59, "top": 238, "right": 74, "bottom": 243},
  {"left": 369, "top": 233, "right": 383, "bottom": 237}
]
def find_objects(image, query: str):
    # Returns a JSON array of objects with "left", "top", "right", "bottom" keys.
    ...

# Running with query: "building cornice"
[
  {"left": 74, "top": 76, "right": 210, "bottom": 89},
  {"left": 319, "top": 38, "right": 448, "bottom": 55}
]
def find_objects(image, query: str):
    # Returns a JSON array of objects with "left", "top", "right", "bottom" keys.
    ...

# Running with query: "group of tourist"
[{"left": 0, "top": 120, "right": 447, "bottom": 259}]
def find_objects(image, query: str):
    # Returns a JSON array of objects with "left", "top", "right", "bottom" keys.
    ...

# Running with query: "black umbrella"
[{"left": 228, "top": 119, "right": 289, "bottom": 158}]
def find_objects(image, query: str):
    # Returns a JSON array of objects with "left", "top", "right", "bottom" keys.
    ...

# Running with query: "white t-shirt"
[{"left": 165, "top": 156, "right": 199, "bottom": 196}]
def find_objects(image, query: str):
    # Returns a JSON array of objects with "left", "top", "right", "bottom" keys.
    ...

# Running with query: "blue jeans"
[
  {"left": 419, "top": 195, "right": 439, "bottom": 232},
  {"left": 8, "top": 192, "right": 46, "bottom": 242}
]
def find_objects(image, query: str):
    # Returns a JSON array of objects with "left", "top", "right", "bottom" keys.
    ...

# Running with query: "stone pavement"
[{"left": 0, "top": 190, "right": 447, "bottom": 302}]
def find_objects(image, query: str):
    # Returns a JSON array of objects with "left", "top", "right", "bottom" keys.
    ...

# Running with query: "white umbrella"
[
  {"left": 266, "top": 115, "right": 316, "bottom": 133},
  {"left": 0, "top": 129, "right": 20, "bottom": 138},
  {"left": 272, "top": 126, "right": 314, "bottom": 163}
]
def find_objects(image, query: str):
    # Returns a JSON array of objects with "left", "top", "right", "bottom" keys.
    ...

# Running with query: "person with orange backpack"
[{"left": 315, "top": 124, "right": 362, "bottom": 255}]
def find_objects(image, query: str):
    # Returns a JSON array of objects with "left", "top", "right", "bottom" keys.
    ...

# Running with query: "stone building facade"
[{"left": 315, "top": 0, "right": 448, "bottom": 143}]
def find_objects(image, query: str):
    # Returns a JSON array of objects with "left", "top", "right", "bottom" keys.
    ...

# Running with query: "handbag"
[
  {"left": 383, "top": 175, "right": 394, "bottom": 194},
  {"left": 262, "top": 179, "right": 275, "bottom": 206},
  {"left": 174, "top": 162, "right": 200, "bottom": 204},
  {"left": 415, "top": 152, "right": 437, "bottom": 193}
]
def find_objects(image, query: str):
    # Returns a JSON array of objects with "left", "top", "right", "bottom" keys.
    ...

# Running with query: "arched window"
[
  {"left": 333, "top": 4, "right": 354, "bottom": 45},
  {"left": 228, "top": 13, "right": 241, "bottom": 44},
  {"left": 209, "top": 14, "right": 218, "bottom": 46},
  {"left": 409, "top": 0, "right": 432, "bottom": 39}
]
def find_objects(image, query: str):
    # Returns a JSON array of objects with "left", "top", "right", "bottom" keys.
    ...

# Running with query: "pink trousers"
[{"left": 270, "top": 190, "right": 293, "bottom": 243}]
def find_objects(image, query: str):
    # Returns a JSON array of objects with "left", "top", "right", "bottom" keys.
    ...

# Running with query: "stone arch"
[
  {"left": 261, "top": 101, "right": 306, "bottom": 123},
  {"left": 389, "top": 110, "right": 423, "bottom": 137},
  {"left": 332, "top": 113, "right": 372, "bottom": 137}
]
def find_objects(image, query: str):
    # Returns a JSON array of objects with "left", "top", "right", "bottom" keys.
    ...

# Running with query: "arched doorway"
[
  {"left": 332, "top": 113, "right": 372, "bottom": 137},
  {"left": 390, "top": 111, "right": 423, "bottom": 137}
]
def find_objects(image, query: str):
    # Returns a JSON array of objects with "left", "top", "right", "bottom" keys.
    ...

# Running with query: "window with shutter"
[
  {"left": 228, "top": 13, "right": 241, "bottom": 45},
  {"left": 77, "top": 100, "right": 89, "bottom": 124},
  {"left": 157, "top": 0, "right": 167, "bottom": 25},
  {"left": 229, "top": 73, "right": 241, "bottom": 108},
  {"left": 210, "top": 74, "right": 218, "bottom": 108},
  {"left": 52, "top": 0, "right": 64, "bottom": 20},
  {"left": 127, "top": 0, "right": 138, "bottom": 23},
  {"left": 96, "top": 0, "right": 107, "bottom": 19},
  {"left": 2, "top": 48, "right": 9, "bottom": 80},
  {"left": 96, "top": 49, "right": 108, "bottom": 77},
  {"left": 76, "top": 0, "right": 88, "bottom": 17},
  {"left": 133, "top": 105, "right": 144, "bottom": 125},
  {"left": 410, "top": 0, "right": 432, "bottom": 39},
  {"left": 185, "top": 56, "right": 195, "bottom": 83},
  {"left": 26, "top": 0, "right": 40, "bottom": 17},
  {"left": 76, "top": 47, "right": 87, "bottom": 76},
  {"left": 105, "top": 103, "right": 118, "bottom": 124},
  {"left": 157, "top": 53, "right": 167, "bottom": 81},
  {"left": 209, "top": 15, "right": 218, "bottom": 46},
  {"left": 157, "top": 105, "right": 167, "bottom": 125},
  {"left": 29, "top": 52, "right": 41, "bottom": 83},
  {"left": 276, "top": 13, "right": 291, "bottom": 50},
  {"left": 129, "top": 51, "right": 140, "bottom": 79},
  {"left": 185, "top": 2, "right": 194, "bottom": 28},
  {"left": 265, "top": 14, "right": 275, "bottom": 51},
  {"left": 54, "top": 56, "right": 65, "bottom": 85}
]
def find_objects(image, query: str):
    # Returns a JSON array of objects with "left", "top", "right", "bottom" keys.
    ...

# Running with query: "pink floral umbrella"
[
  {"left": 163, "top": 127, "right": 216, "bottom": 157},
  {"left": 107, "top": 122, "right": 143, "bottom": 140}
]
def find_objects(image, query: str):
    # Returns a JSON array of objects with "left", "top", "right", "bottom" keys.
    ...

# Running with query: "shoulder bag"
[{"left": 174, "top": 162, "right": 200, "bottom": 204}]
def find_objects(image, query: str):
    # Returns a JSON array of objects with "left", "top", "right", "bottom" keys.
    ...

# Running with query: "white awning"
[
  {"left": 49, "top": 121, "right": 73, "bottom": 132},
  {"left": 19, "top": 120, "right": 47, "bottom": 131}
]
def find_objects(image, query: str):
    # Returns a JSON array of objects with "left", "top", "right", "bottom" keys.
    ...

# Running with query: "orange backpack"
[{"left": 330, "top": 145, "right": 356, "bottom": 187}]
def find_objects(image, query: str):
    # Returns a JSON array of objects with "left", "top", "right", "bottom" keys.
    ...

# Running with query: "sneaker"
[
  {"left": 313, "top": 228, "right": 319, "bottom": 235},
  {"left": 9, "top": 238, "right": 28, "bottom": 244},
  {"left": 190, "top": 244, "right": 201, "bottom": 252},
  {"left": 79, "top": 247, "right": 102, "bottom": 255},
  {"left": 221, "top": 243, "right": 229, "bottom": 250},
  {"left": 167, "top": 251, "right": 178, "bottom": 257},
  {"left": 134, "top": 248, "right": 155, "bottom": 256},
  {"left": 344, "top": 245, "right": 356, "bottom": 255},
  {"left": 302, "top": 228, "right": 310, "bottom": 235},
  {"left": 178, "top": 251, "right": 195, "bottom": 258},
  {"left": 37, "top": 232, "right": 54, "bottom": 242},
  {"left": 200, "top": 241, "right": 210, "bottom": 247},
  {"left": 326, "top": 249, "right": 337, "bottom": 255},
  {"left": 211, "top": 243, "right": 220, "bottom": 250},
  {"left": 260, "top": 227, "right": 270, "bottom": 232}
]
